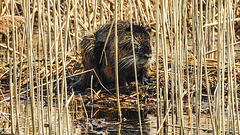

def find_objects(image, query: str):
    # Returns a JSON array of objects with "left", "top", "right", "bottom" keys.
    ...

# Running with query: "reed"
[{"left": 129, "top": 0, "right": 142, "bottom": 134}]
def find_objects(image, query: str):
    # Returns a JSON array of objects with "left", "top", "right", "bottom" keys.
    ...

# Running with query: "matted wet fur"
[{"left": 69, "top": 21, "right": 152, "bottom": 92}]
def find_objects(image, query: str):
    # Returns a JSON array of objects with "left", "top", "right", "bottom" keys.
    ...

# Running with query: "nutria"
[{"left": 69, "top": 21, "right": 152, "bottom": 91}]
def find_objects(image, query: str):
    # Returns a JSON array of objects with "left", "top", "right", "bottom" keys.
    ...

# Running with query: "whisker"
[
  {"left": 118, "top": 55, "right": 133, "bottom": 67},
  {"left": 119, "top": 58, "right": 134, "bottom": 70},
  {"left": 124, "top": 59, "right": 134, "bottom": 69},
  {"left": 119, "top": 55, "right": 133, "bottom": 62}
]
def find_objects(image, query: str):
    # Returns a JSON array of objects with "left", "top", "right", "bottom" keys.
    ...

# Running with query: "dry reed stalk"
[
  {"left": 144, "top": 0, "right": 150, "bottom": 24},
  {"left": 63, "top": 0, "right": 71, "bottom": 134},
  {"left": 196, "top": 0, "right": 203, "bottom": 134},
  {"left": 173, "top": 0, "right": 179, "bottom": 133},
  {"left": 227, "top": 6, "right": 236, "bottom": 135},
  {"left": 41, "top": 1, "right": 49, "bottom": 134},
  {"left": 83, "top": 0, "right": 86, "bottom": 25},
  {"left": 191, "top": 0, "right": 198, "bottom": 134},
  {"left": 119, "top": 0, "right": 123, "bottom": 20},
  {"left": 183, "top": 0, "right": 192, "bottom": 134},
  {"left": 86, "top": 0, "right": 91, "bottom": 31},
  {"left": 90, "top": 75, "right": 93, "bottom": 119},
  {"left": 231, "top": 3, "right": 240, "bottom": 133},
  {"left": 37, "top": 0, "right": 42, "bottom": 133},
  {"left": 47, "top": 0, "right": 54, "bottom": 134},
  {"left": 180, "top": 2, "right": 185, "bottom": 134},
  {"left": 0, "top": 43, "right": 27, "bottom": 57},
  {"left": 129, "top": 0, "right": 142, "bottom": 134},
  {"left": 19, "top": 27, "right": 25, "bottom": 134},
  {"left": 9, "top": 58, "right": 14, "bottom": 134},
  {"left": 93, "top": 0, "right": 97, "bottom": 31},
  {"left": 114, "top": 0, "right": 122, "bottom": 123},
  {"left": 41, "top": 79, "right": 45, "bottom": 134},
  {"left": 160, "top": 0, "right": 169, "bottom": 133},
  {"left": 0, "top": 0, "right": 2, "bottom": 14},
  {"left": 74, "top": 0, "right": 78, "bottom": 51},
  {"left": 99, "top": 21, "right": 113, "bottom": 64},
  {"left": 79, "top": 93, "right": 88, "bottom": 133},
  {"left": 36, "top": 0, "right": 41, "bottom": 134},
  {"left": 216, "top": 0, "right": 223, "bottom": 134},
  {"left": 6, "top": 18, "right": 9, "bottom": 64},
  {"left": 155, "top": 0, "right": 160, "bottom": 132},
  {"left": 169, "top": 1, "right": 175, "bottom": 134},
  {"left": 132, "top": 0, "right": 138, "bottom": 24},
  {"left": 11, "top": 0, "right": 20, "bottom": 134},
  {"left": 25, "top": 0, "right": 36, "bottom": 133},
  {"left": 157, "top": 104, "right": 172, "bottom": 134},
  {"left": 57, "top": 0, "right": 65, "bottom": 115},
  {"left": 54, "top": 0, "right": 62, "bottom": 134},
  {"left": 25, "top": 92, "right": 29, "bottom": 134},
  {"left": 100, "top": 0, "right": 103, "bottom": 25},
  {"left": 203, "top": 6, "right": 216, "bottom": 134}
]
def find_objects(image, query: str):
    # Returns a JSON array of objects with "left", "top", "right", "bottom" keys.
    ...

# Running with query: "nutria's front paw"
[{"left": 140, "top": 76, "right": 149, "bottom": 86}]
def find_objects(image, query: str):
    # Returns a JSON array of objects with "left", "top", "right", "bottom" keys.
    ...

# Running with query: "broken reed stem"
[
  {"left": 157, "top": 104, "right": 172, "bottom": 134},
  {"left": 79, "top": 93, "right": 88, "bottom": 133},
  {"left": 129, "top": 0, "right": 142, "bottom": 134},
  {"left": 114, "top": 0, "right": 122, "bottom": 123}
]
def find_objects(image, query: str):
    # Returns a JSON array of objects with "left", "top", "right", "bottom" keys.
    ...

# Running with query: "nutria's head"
[{"left": 118, "top": 24, "right": 152, "bottom": 70}]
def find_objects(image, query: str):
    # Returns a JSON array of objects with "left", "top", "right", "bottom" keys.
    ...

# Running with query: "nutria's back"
[{"left": 69, "top": 21, "right": 152, "bottom": 91}]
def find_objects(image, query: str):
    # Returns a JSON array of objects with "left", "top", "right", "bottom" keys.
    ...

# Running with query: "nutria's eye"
[
  {"left": 147, "top": 28, "right": 152, "bottom": 33},
  {"left": 144, "top": 54, "right": 151, "bottom": 59}
]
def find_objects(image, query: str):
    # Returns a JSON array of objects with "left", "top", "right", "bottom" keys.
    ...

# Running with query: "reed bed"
[{"left": 0, "top": 0, "right": 240, "bottom": 134}]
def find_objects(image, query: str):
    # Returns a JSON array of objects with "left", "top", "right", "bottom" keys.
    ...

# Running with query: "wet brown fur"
[{"left": 69, "top": 21, "right": 152, "bottom": 91}]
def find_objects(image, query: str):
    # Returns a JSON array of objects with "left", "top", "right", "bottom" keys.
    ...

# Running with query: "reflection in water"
[{"left": 78, "top": 107, "right": 158, "bottom": 135}]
